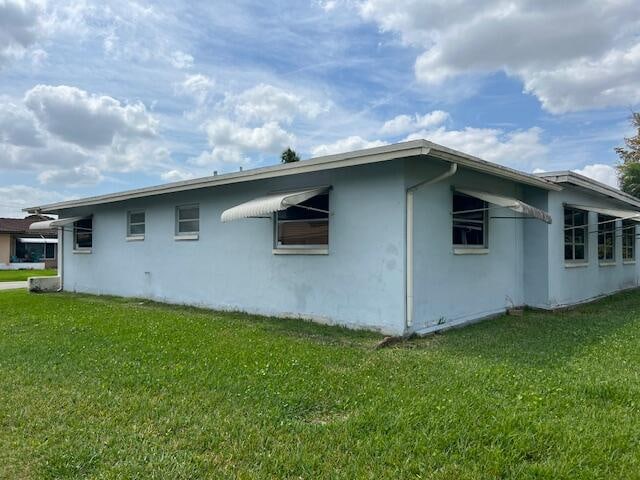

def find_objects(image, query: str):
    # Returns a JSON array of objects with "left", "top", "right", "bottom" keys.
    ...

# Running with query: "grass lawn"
[
  {"left": 1, "top": 291, "right": 640, "bottom": 479},
  {"left": 0, "top": 269, "right": 57, "bottom": 282}
]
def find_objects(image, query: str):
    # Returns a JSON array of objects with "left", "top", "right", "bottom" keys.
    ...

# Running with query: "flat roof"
[
  {"left": 25, "top": 139, "right": 561, "bottom": 213},
  {"left": 536, "top": 170, "right": 640, "bottom": 208}
]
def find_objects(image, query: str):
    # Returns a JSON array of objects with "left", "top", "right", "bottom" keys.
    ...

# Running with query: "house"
[
  {"left": 25, "top": 140, "right": 640, "bottom": 335},
  {"left": 0, "top": 215, "right": 58, "bottom": 270}
]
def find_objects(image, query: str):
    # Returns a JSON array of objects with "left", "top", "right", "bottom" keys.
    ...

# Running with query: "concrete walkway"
[{"left": 0, "top": 281, "right": 28, "bottom": 290}]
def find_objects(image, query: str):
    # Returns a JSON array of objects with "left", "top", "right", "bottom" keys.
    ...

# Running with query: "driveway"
[{"left": 0, "top": 281, "right": 28, "bottom": 290}]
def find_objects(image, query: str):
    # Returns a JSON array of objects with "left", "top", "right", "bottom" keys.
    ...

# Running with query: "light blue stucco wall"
[
  {"left": 408, "top": 157, "right": 527, "bottom": 333},
  {"left": 60, "top": 162, "right": 407, "bottom": 335},
  {"left": 545, "top": 187, "right": 639, "bottom": 307}
]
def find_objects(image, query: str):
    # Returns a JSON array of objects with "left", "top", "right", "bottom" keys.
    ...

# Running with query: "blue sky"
[{"left": 1, "top": 0, "right": 639, "bottom": 216}]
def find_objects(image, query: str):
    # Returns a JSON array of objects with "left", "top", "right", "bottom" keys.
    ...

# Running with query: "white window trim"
[
  {"left": 127, "top": 209, "right": 146, "bottom": 239},
  {"left": 453, "top": 247, "right": 489, "bottom": 255},
  {"left": 622, "top": 221, "right": 636, "bottom": 262},
  {"left": 272, "top": 248, "right": 328, "bottom": 255},
  {"left": 175, "top": 204, "right": 200, "bottom": 238},
  {"left": 597, "top": 214, "right": 616, "bottom": 263},
  {"left": 565, "top": 262, "right": 589, "bottom": 268}
]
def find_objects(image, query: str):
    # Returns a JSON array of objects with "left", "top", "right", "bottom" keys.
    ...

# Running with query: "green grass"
[
  {"left": 0, "top": 268, "right": 57, "bottom": 282},
  {"left": 1, "top": 290, "right": 640, "bottom": 479}
]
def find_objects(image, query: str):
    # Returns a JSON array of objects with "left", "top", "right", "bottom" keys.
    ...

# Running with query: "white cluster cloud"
[
  {"left": 0, "top": 184, "right": 68, "bottom": 217},
  {"left": 24, "top": 85, "right": 158, "bottom": 148},
  {"left": 573, "top": 164, "right": 619, "bottom": 188},
  {"left": 0, "top": 0, "right": 44, "bottom": 67},
  {"left": 359, "top": 0, "right": 640, "bottom": 113},
  {"left": 226, "top": 83, "right": 329, "bottom": 124},
  {"left": 177, "top": 73, "right": 215, "bottom": 104},
  {"left": 311, "top": 136, "right": 387, "bottom": 156},
  {"left": 0, "top": 85, "right": 171, "bottom": 186},
  {"left": 313, "top": 111, "right": 548, "bottom": 169},
  {"left": 380, "top": 110, "right": 449, "bottom": 135},
  {"left": 190, "top": 83, "right": 330, "bottom": 170}
]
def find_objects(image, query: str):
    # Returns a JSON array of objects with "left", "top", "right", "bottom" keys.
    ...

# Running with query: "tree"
[
  {"left": 616, "top": 112, "right": 640, "bottom": 197},
  {"left": 281, "top": 148, "right": 300, "bottom": 164}
]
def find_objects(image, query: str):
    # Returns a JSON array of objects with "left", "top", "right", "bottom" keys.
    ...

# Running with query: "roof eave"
[
  {"left": 25, "top": 139, "right": 559, "bottom": 213},
  {"left": 538, "top": 171, "right": 640, "bottom": 208}
]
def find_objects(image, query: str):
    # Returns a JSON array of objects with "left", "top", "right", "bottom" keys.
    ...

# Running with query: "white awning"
[
  {"left": 29, "top": 216, "right": 87, "bottom": 230},
  {"left": 17, "top": 237, "right": 58, "bottom": 244},
  {"left": 221, "top": 186, "right": 330, "bottom": 222},
  {"left": 565, "top": 204, "right": 640, "bottom": 222},
  {"left": 457, "top": 188, "right": 552, "bottom": 224}
]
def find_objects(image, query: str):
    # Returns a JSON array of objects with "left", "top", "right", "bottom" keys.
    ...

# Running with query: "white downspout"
[
  {"left": 57, "top": 226, "right": 63, "bottom": 292},
  {"left": 406, "top": 162, "right": 458, "bottom": 329}
]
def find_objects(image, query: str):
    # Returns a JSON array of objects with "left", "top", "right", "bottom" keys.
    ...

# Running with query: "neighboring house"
[
  {"left": 0, "top": 215, "right": 58, "bottom": 270},
  {"left": 26, "top": 140, "right": 640, "bottom": 335}
]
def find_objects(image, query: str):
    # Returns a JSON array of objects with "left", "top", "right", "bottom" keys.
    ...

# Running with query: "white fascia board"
[{"left": 25, "top": 140, "right": 559, "bottom": 214}]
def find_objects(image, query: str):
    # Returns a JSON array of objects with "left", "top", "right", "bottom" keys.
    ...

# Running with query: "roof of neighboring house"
[
  {"left": 536, "top": 171, "right": 640, "bottom": 208},
  {"left": 24, "top": 140, "right": 563, "bottom": 214},
  {"left": 0, "top": 215, "right": 56, "bottom": 235}
]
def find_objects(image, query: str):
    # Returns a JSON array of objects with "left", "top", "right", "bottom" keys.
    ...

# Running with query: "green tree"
[
  {"left": 616, "top": 112, "right": 640, "bottom": 197},
  {"left": 281, "top": 148, "right": 300, "bottom": 164}
]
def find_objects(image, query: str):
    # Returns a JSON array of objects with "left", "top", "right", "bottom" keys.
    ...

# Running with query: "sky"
[{"left": 0, "top": 0, "right": 639, "bottom": 217}]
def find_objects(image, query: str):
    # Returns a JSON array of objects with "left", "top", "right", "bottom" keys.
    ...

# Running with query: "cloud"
[
  {"left": 226, "top": 83, "right": 330, "bottom": 124},
  {"left": 359, "top": 0, "right": 640, "bottom": 113},
  {"left": 380, "top": 110, "right": 449, "bottom": 135},
  {"left": 573, "top": 164, "right": 619, "bottom": 189},
  {"left": 0, "top": 184, "right": 68, "bottom": 217},
  {"left": 38, "top": 165, "right": 103, "bottom": 186},
  {"left": 169, "top": 50, "right": 194, "bottom": 69},
  {"left": 0, "top": 0, "right": 43, "bottom": 67},
  {"left": 0, "top": 97, "right": 45, "bottom": 147},
  {"left": 177, "top": 73, "right": 215, "bottom": 104},
  {"left": 311, "top": 136, "right": 387, "bottom": 156},
  {"left": 160, "top": 169, "right": 196, "bottom": 182},
  {"left": 205, "top": 118, "right": 294, "bottom": 154},
  {"left": 406, "top": 125, "right": 548, "bottom": 167},
  {"left": 24, "top": 85, "right": 158, "bottom": 148}
]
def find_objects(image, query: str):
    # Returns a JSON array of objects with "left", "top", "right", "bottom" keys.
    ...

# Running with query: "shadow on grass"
[{"left": 428, "top": 289, "right": 640, "bottom": 368}]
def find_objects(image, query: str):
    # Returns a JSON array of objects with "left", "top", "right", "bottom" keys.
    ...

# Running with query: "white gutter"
[{"left": 406, "top": 162, "right": 458, "bottom": 329}]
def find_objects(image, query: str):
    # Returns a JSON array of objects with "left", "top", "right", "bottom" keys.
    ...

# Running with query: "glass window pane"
[
  {"left": 178, "top": 206, "right": 199, "bottom": 221},
  {"left": 129, "top": 223, "right": 145, "bottom": 235},
  {"left": 130, "top": 212, "right": 145, "bottom": 224},
  {"left": 574, "top": 244, "right": 585, "bottom": 260},
  {"left": 178, "top": 220, "right": 199, "bottom": 233},
  {"left": 565, "top": 244, "right": 573, "bottom": 260},
  {"left": 45, "top": 243, "right": 55, "bottom": 259}
]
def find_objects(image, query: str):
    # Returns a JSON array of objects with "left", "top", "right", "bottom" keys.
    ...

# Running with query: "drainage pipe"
[{"left": 406, "top": 162, "right": 458, "bottom": 328}]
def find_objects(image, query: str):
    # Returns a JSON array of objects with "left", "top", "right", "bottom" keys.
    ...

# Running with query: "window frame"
[
  {"left": 73, "top": 217, "right": 93, "bottom": 252},
  {"left": 597, "top": 214, "right": 616, "bottom": 264},
  {"left": 127, "top": 209, "right": 146, "bottom": 239},
  {"left": 564, "top": 207, "right": 588, "bottom": 265},
  {"left": 622, "top": 219, "right": 636, "bottom": 262},
  {"left": 452, "top": 191, "right": 488, "bottom": 250},
  {"left": 273, "top": 192, "right": 329, "bottom": 253},
  {"left": 175, "top": 204, "right": 200, "bottom": 239}
]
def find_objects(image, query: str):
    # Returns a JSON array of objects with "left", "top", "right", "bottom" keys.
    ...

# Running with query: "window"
[
  {"left": 564, "top": 208, "right": 588, "bottom": 262},
  {"left": 74, "top": 217, "right": 93, "bottom": 250},
  {"left": 452, "top": 192, "right": 487, "bottom": 247},
  {"left": 127, "top": 210, "right": 145, "bottom": 238},
  {"left": 176, "top": 204, "right": 199, "bottom": 236},
  {"left": 15, "top": 242, "right": 56, "bottom": 262},
  {"left": 598, "top": 214, "right": 615, "bottom": 262},
  {"left": 623, "top": 220, "right": 635, "bottom": 261},
  {"left": 276, "top": 193, "right": 329, "bottom": 248}
]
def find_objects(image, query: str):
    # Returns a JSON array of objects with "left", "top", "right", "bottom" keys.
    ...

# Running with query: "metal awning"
[
  {"left": 457, "top": 188, "right": 552, "bottom": 223},
  {"left": 565, "top": 204, "right": 640, "bottom": 222},
  {"left": 29, "top": 216, "right": 87, "bottom": 230},
  {"left": 221, "top": 186, "right": 330, "bottom": 222},
  {"left": 17, "top": 237, "right": 58, "bottom": 244}
]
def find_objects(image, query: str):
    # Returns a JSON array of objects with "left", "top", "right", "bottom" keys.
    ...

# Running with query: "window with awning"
[{"left": 220, "top": 186, "right": 330, "bottom": 250}]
